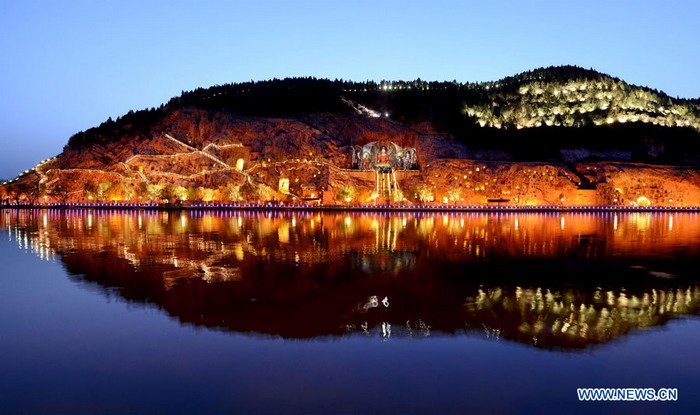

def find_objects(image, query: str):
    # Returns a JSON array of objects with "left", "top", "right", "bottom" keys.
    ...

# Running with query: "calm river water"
[{"left": 1, "top": 209, "right": 699, "bottom": 414}]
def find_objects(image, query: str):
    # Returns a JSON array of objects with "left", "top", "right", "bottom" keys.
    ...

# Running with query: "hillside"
[{"left": 2, "top": 65, "right": 700, "bottom": 207}]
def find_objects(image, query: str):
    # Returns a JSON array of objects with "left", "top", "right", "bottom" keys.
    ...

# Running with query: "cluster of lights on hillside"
[{"left": 465, "top": 79, "right": 700, "bottom": 130}]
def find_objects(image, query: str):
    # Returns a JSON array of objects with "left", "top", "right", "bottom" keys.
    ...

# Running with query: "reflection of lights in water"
[
  {"left": 363, "top": 296, "right": 379, "bottom": 310},
  {"left": 614, "top": 214, "right": 618, "bottom": 231},
  {"left": 483, "top": 324, "right": 501, "bottom": 340},
  {"left": 233, "top": 243, "right": 244, "bottom": 261},
  {"left": 629, "top": 213, "right": 651, "bottom": 232},
  {"left": 138, "top": 215, "right": 142, "bottom": 230},
  {"left": 43, "top": 214, "right": 47, "bottom": 228},
  {"left": 345, "top": 216, "right": 352, "bottom": 227},
  {"left": 560, "top": 216, "right": 565, "bottom": 230},
  {"left": 278, "top": 225, "right": 289, "bottom": 243},
  {"left": 87, "top": 213, "right": 92, "bottom": 229},
  {"left": 180, "top": 214, "right": 186, "bottom": 228},
  {"left": 8, "top": 211, "right": 700, "bottom": 343},
  {"left": 515, "top": 217, "right": 519, "bottom": 230},
  {"left": 291, "top": 217, "right": 296, "bottom": 227},
  {"left": 381, "top": 322, "right": 391, "bottom": 338},
  {"left": 237, "top": 216, "right": 242, "bottom": 227}
]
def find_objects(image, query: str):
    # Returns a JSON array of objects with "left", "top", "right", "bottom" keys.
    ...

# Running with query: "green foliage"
[
  {"left": 96, "top": 181, "right": 112, "bottom": 202},
  {"left": 147, "top": 184, "right": 162, "bottom": 201},
  {"left": 198, "top": 187, "right": 215, "bottom": 202},
  {"left": 173, "top": 186, "right": 188, "bottom": 201},
  {"left": 414, "top": 185, "right": 434, "bottom": 203},
  {"left": 335, "top": 185, "right": 357, "bottom": 203},
  {"left": 222, "top": 184, "right": 241, "bottom": 202},
  {"left": 159, "top": 185, "right": 175, "bottom": 202},
  {"left": 83, "top": 180, "right": 97, "bottom": 199},
  {"left": 392, "top": 188, "right": 404, "bottom": 203}
]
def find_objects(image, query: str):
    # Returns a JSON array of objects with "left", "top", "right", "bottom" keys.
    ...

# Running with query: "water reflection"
[{"left": 2, "top": 208, "right": 700, "bottom": 349}]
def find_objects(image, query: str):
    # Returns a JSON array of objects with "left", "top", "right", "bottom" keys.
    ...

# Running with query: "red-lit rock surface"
[{"left": 2, "top": 108, "right": 700, "bottom": 206}]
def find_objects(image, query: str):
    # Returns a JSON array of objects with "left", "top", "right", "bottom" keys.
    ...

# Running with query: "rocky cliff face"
[{"left": 2, "top": 107, "right": 700, "bottom": 207}]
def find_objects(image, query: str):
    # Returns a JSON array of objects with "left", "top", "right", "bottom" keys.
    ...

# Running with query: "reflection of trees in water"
[
  {"left": 350, "top": 250, "right": 417, "bottom": 274},
  {"left": 3, "top": 208, "right": 700, "bottom": 349},
  {"left": 463, "top": 285, "right": 700, "bottom": 349}
]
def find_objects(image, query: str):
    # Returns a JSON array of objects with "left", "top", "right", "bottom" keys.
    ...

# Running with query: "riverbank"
[{"left": 2, "top": 202, "right": 700, "bottom": 213}]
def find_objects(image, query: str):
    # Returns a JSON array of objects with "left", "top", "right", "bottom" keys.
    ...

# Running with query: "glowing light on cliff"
[{"left": 636, "top": 196, "right": 651, "bottom": 207}]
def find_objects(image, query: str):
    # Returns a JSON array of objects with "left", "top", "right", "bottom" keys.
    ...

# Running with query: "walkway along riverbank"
[{"left": 2, "top": 202, "right": 700, "bottom": 213}]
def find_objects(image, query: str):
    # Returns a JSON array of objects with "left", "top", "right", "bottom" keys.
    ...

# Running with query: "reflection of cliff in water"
[{"left": 2, "top": 208, "right": 700, "bottom": 350}]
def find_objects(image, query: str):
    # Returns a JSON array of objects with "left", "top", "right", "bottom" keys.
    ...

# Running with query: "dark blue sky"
[{"left": 1, "top": 0, "right": 699, "bottom": 179}]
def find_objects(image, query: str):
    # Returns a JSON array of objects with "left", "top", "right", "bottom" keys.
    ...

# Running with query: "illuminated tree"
[
  {"left": 107, "top": 182, "right": 126, "bottom": 201},
  {"left": 147, "top": 184, "right": 163, "bottom": 201},
  {"left": 83, "top": 180, "right": 98, "bottom": 200},
  {"left": 222, "top": 184, "right": 241, "bottom": 202},
  {"left": 335, "top": 185, "right": 356, "bottom": 204},
  {"left": 135, "top": 181, "right": 149, "bottom": 201},
  {"left": 173, "top": 186, "right": 188, "bottom": 202},
  {"left": 447, "top": 188, "right": 461, "bottom": 204},
  {"left": 159, "top": 185, "right": 175, "bottom": 202},
  {"left": 392, "top": 189, "right": 404, "bottom": 203},
  {"left": 187, "top": 187, "right": 199, "bottom": 202},
  {"left": 415, "top": 184, "right": 434, "bottom": 203},
  {"left": 96, "top": 181, "right": 112, "bottom": 202},
  {"left": 199, "top": 187, "right": 215, "bottom": 203},
  {"left": 636, "top": 196, "right": 651, "bottom": 207}
]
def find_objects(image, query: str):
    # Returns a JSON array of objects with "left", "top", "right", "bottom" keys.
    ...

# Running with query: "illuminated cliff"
[{"left": 2, "top": 67, "right": 700, "bottom": 207}]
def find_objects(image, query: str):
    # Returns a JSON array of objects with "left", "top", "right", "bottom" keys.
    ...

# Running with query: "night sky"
[{"left": 1, "top": 0, "right": 699, "bottom": 179}]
